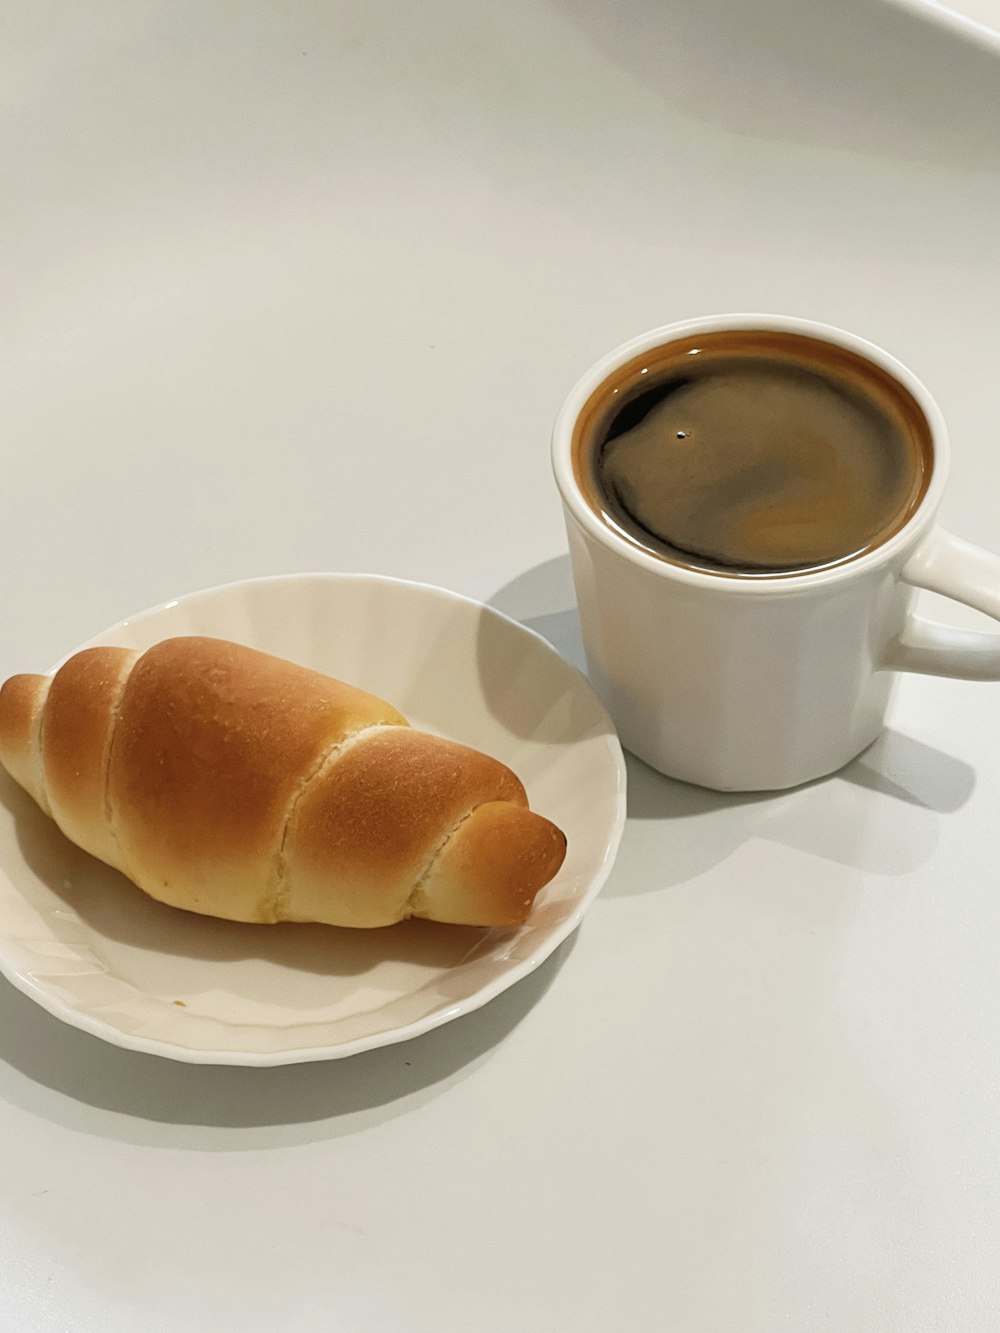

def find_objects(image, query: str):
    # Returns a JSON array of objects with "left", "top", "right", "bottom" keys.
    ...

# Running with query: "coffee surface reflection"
[{"left": 575, "top": 332, "right": 932, "bottom": 577}]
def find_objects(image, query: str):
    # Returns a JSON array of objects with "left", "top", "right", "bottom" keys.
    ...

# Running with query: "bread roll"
[{"left": 0, "top": 637, "right": 566, "bottom": 927}]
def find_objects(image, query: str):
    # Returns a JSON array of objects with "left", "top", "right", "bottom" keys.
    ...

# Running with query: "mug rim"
[{"left": 551, "top": 313, "right": 950, "bottom": 595}]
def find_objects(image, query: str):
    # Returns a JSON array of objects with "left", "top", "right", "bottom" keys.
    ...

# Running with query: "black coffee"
[{"left": 575, "top": 331, "right": 931, "bottom": 577}]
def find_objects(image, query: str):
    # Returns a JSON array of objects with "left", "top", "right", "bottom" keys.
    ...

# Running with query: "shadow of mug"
[
  {"left": 489, "top": 555, "right": 977, "bottom": 892},
  {"left": 488, "top": 555, "right": 587, "bottom": 677}
]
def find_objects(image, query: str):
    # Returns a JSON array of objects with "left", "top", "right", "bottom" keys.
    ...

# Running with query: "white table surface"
[{"left": 3, "top": 2, "right": 1000, "bottom": 1329}]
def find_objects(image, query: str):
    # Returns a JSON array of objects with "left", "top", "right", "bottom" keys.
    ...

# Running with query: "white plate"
[
  {"left": 0, "top": 574, "right": 626, "bottom": 1065},
  {"left": 893, "top": 0, "right": 1000, "bottom": 47}
]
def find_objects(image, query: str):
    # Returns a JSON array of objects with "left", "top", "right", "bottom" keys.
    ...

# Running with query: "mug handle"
[{"left": 883, "top": 526, "right": 1000, "bottom": 679}]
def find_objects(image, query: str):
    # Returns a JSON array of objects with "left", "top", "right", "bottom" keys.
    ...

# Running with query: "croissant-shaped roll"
[{"left": 0, "top": 637, "right": 567, "bottom": 928}]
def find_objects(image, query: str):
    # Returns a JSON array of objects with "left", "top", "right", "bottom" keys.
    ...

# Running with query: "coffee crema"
[{"left": 573, "top": 330, "right": 932, "bottom": 578}]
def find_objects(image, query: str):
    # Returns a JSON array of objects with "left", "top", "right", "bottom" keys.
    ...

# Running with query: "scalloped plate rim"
[{"left": 0, "top": 572, "right": 627, "bottom": 1066}]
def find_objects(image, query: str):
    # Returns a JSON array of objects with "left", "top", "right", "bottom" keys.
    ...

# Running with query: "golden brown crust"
[
  {"left": 283, "top": 727, "right": 527, "bottom": 926},
  {"left": 0, "top": 672, "right": 51, "bottom": 813},
  {"left": 2, "top": 636, "right": 567, "bottom": 928},
  {"left": 42, "top": 647, "right": 136, "bottom": 870},
  {"left": 108, "top": 637, "right": 408, "bottom": 921},
  {"left": 414, "top": 801, "right": 568, "bottom": 925},
  {"left": 0, "top": 674, "right": 40, "bottom": 770}
]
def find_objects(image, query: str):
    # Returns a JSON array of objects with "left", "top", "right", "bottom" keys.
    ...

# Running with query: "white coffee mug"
[{"left": 552, "top": 314, "right": 1000, "bottom": 791}]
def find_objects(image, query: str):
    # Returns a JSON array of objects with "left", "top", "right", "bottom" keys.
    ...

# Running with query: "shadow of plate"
[{"left": 0, "top": 771, "right": 574, "bottom": 1145}]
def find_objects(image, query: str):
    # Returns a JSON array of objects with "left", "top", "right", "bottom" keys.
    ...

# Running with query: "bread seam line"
[
  {"left": 31, "top": 677, "right": 53, "bottom": 817},
  {"left": 268, "top": 722, "right": 405, "bottom": 923},
  {"left": 102, "top": 654, "right": 138, "bottom": 878},
  {"left": 404, "top": 800, "right": 486, "bottom": 920}
]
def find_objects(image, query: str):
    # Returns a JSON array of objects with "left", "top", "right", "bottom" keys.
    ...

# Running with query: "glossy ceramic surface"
[
  {"left": 553, "top": 314, "right": 1000, "bottom": 788},
  {"left": 900, "top": 0, "right": 1000, "bottom": 46}
]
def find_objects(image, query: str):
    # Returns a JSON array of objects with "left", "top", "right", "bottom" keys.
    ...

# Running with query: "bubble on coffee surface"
[{"left": 597, "top": 358, "right": 918, "bottom": 571}]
